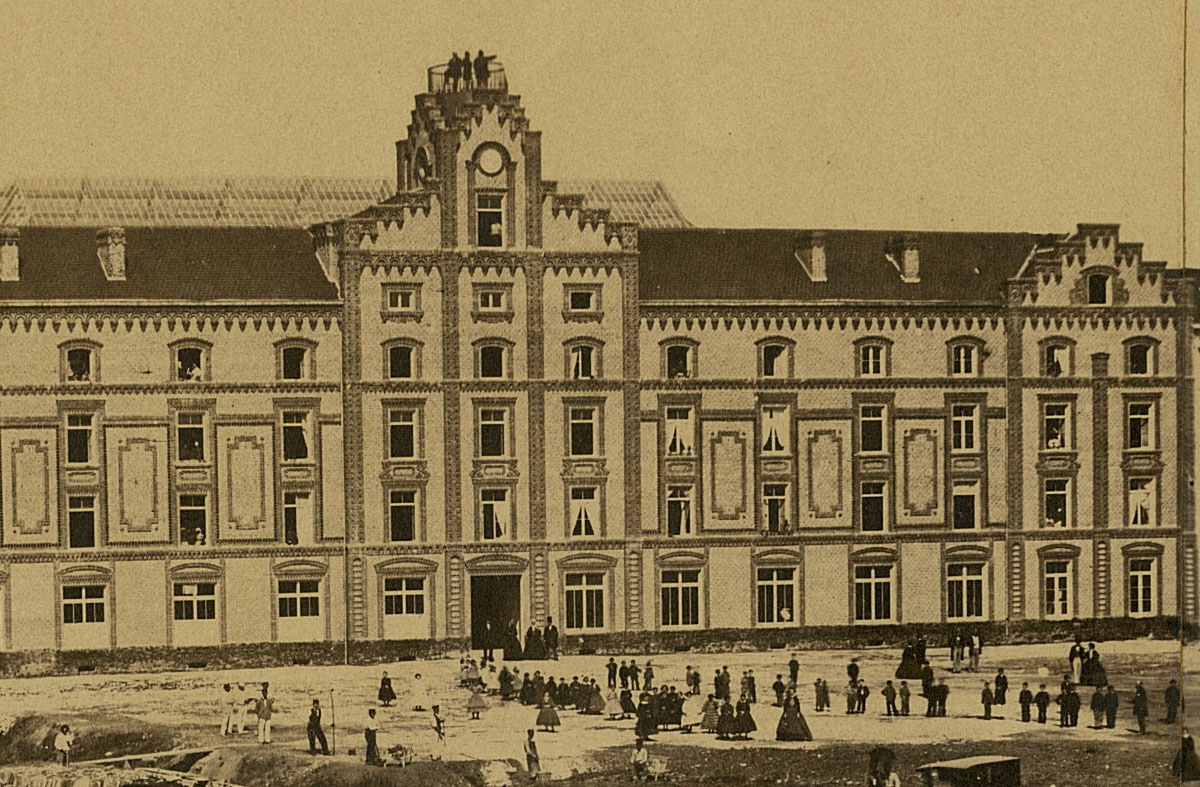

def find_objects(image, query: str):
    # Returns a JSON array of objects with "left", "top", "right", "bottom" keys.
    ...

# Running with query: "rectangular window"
[
  {"left": 282, "top": 491, "right": 312, "bottom": 546},
  {"left": 1128, "top": 558, "right": 1156, "bottom": 617},
  {"left": 1128, "top": 344, "right": 1151, "bottom": 376},
  {"left": 1088, "top": 273, "right": 1109, "bottom": 305},
  {"left": 666, "top": 485, "right": 693, "bottom": 536},
  {"left": 1044, "top": 344, "right": 1067, "bottom": 377},
  {"left": 477, "top": 194, "right": 504, "bottom": 247},
  {"left": 951, "top": 345, "right": 976, "bottom": 376},
  {"left": 479, "top": 345, "right": 505, "bottom": 378},
  {"left": 859, "top": 345, "right": 884, "bottom": 377},
  {"left": 389, "top": 409, "right": 416, "bottom": 459},
  {"left": 177, "top": 412, "right": 206, "bottom": 462},
  {"left": 569, "top": 486, "right": 598, "bottom": 537},
  {"left": 950, "top": 405, "right": 977, "bottom": 452},
  {"left": 761, "top": 405, "right": 789, "bottom": 454},
  {"left": 946, "top": 563, "right": 985, "bottom": 619},
  {"left": 388, "top": 345, "right": 414, "bottom": 379},
  {"left": 569, "top": 345, "right": 595, "bottom": 379},
  {"left": 860, "top": 481, "right": 885, "bottom": 532},
  {"left": 66, "top": 413, "right": 93, "bottom": 464},
  {"left": 66, "top": 348, "right": 92, "bottom": 382},
  {"left": 1043, "top": 560, "right": 1072, "bottom": 619},
  {"left": 660, "top": 569, "right": 701, "bottom": 627},
  {"left": 478, "top": 408, "right": 508, "bottom": 457},
  {"left": 1043, "top": 479, "right": 1070, "bottom": 527},
  {"left": 859, "top": 405, "right": 885, "bottom": 452},
  {"left": 179, "top": 494, "right": 207, "bottom": 546},
  {"left": 951, "top": 481, "right": 979, "bottom": 530},
  {"left": 763, "top": 483, "right": 788, "bottom": 532},
  {"left": 664, "top": 407, "right": 694, "bottom": 456},
  {"left": 386, "top": 288, "right": 415, "bottom": 312},
  {"left": 761, "top": 345, "right": 785, "bottom": 378},
  {"left": 62, "top": 585, "right": 105, "bottom": 624},
  {"left": 756, "top": 567, "right": 796, "bottom": 624},
  {"left": 568, "top": 407, "right": 597, "bottom": 456},
  {"left": 568, "top": 290, "right": 595, "bottom": 312},
  {"left": 1127, "top": 402, "right": 1154, "bottom": 449},
  {"left": 383, "top": 577, "right": 425, "bottom": 615},
  {"left": 173, "top": 582, "right": 216, "bottom": 621},
  {"left": 278, "top": 579, "right": 320, "bottom": 618},
  {"left": 1128, "top": 477, "right": 1155, "bottom": 526},
  {"left": 389, "top": 490, "right": 417, "bottom": 542},
  {"left": 853, "top": 565, "right": 893, "bottom": 622},
  {"left": 282, "top": 412, "right": 310, "bottom": 461},
  {"left": 1043, "top": 403, "right": 1069, "bottom": 450},
  {"left": 665, "top": 345, "right": 691, "bottom": 378},
  {"left": 67, "top": 496, "right": 96, "bottom": 549},
  {"left": 480, "top": 488, "right": 509, "bottom": 540},
  {"left": 564, "top": 572, "right": 605, "bottom": 630},
  {"left": 281, "top": 347, "right": 307, "bottom": 380},
  {"left": 177, "top": 347, "right": 205, "bottom": 381}
]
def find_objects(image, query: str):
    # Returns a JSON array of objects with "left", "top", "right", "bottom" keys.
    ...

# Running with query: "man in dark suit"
[{"left": 544, "top": 617, "right": 560, "bottom": 660}]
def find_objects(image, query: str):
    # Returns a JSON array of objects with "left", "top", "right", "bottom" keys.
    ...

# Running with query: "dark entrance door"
[{"left": 470, "top": 574, "right": 521, "bottom": 650}]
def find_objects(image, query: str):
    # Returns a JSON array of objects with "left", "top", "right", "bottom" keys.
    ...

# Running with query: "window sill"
[
  {"left": 381, "top": 310, "right": 425, "bottom": 324},
  {"left": 562, "top": 310, "right": 604, "bottom": 323},
  {"left": 472, "top": 311, "right": 514, "bottom": 324}
]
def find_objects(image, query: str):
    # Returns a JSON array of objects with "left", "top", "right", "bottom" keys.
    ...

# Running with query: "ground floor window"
[
  {"left": 173, "top": 582, "right": 216, "bottom": 621},
  {"left": 383, "top": 577, "right": 425, "bottom": 616},
  {"left": 946, "top": 562, "right": 985, "bottom": 619},
  {"left": 278, "top": 579, "right": 320, "bottom": 618},
  {"left": 63, "top": 584, "right": 105, "bottom": 624},
  {"left": 660, "top": 569, "right": 701, "bottom": 628},
  {"left": 564, "top": 572, "right": 605, "bottom": 630},
  {"left": 1043, "top": 560, "right": 1073, "bottom": 619},
  {"left": 756, "top": 567, "right": 796, "bottom": 624},
  {"left": 853, "top": 565, "right": 893, "bottom": 622},
  {"left": 1128, "top": 558, "right": 1156, "bottom": 617}
]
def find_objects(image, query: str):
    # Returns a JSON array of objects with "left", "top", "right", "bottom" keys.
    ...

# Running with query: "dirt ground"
[{"left": 0, "top": 637, "right": 1183, "bottom": 785}]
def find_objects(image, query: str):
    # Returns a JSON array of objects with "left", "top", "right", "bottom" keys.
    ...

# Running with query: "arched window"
[
  {"left": 383, "top": 339, "right": 423, "bottom": 380},
  {"left": 853, "top": 337, "right": 893, "bottom": 378},
  {"left": 169, "top": 339, "right": 212, "bottom": 382},
  {"left": 1038, "top": 336, "right": 1076, "bottom": 378},
  {"left": 60, "top": 340, "right": 101, "bottom": 384},
  {"left": 564, "top": 338, "right": 603, "bottom": 380},
  {"left": 946, "top": 337, "right": 985, "bottom": 377},
  {"left": 275, "top": 339, "right": 316, "bottom": 381},
  {"left": 1123, "top": 337, "right": 1158, "bottom": 377},
  {"left": 474, "top": 339, "right": 513, "bottom": 379},
  {"left": 756, "top": 338, "right": 795, "bottom": 379},
  {"left": 660, "top": 338, "right": 698, "bottom": 379}
]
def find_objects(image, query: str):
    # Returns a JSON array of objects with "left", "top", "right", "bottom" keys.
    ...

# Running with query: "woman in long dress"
[
  {"left": 700, "top": 694, "right": 721, "bottom": 733},
  {"left": 587, "top": 682, "right": 607, "bottom": 715},
  {"left": 377, "top": 671, "right": 397, "bottom": 707},
  {"left": 536, "top": 692, "right": 560, "bottom": 732},
  {"left": 606, "top": 686, "right": 622, "bottom": 720},
  {"left": 734, "top": 694, "right": 757, "bottom": 739},
  {"left": 504, "top": 621, "right": 524, "bottom": 661},
  {"left": 467, "top": 686, "right": 488, "bottom": 720},
  {"left": 411, "top": 672, "right": 431, "bottom": 711},
  {"left": 635, "top": 694, "right": 656, "bottom": 740},
  {"left": 776, "top": 690, "right": 813, "bottom": 741},
  {"left": 620, "top": 688, "right": 637, "bottom": 717},
  {"left": 715, "top": 699, "right": 737, "bottom": 740}
]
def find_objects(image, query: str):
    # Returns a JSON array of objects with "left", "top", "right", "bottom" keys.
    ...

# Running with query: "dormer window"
[
  {"left": 477, "top": 193, "right": 504, "bottom": 247},
  {"left": 1087, "top": 273, "right": 1110, "bottom": 305},
  {"left": 661, "top": 340, "right": 697, "bottom": 379}
]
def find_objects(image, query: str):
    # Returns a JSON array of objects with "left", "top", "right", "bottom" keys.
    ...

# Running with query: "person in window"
[
  {"left": 67, "top": 356, "right": 89, "bottom": 382},
  {"left": 1046, "top": 350, "right": 1063, "bottom": 377},
  {"left": 1046, "top": 422, "right": 1063, "bottom": 449}
]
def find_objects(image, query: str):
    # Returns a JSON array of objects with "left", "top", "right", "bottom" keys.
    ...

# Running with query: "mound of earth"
[
  {"left": 191, "top": 746, "right": 490, "bottom": 787},
  {"left": 0, "top": 713, "right": 179, "bottom": 766}
]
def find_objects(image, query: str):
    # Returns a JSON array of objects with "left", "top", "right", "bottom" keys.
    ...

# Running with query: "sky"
[{"left": 0, "top": 1, "right": 1190, "bottom": 266}]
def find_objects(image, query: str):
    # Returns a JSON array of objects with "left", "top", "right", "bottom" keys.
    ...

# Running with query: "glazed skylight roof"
[{"left": 0, "top": 177, "right": 693, "bottom": 229}]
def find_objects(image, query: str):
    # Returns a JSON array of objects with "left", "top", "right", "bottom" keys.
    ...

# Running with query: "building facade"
[{"left": 0, "top": 65, "right": 1193, "bottom": 666}]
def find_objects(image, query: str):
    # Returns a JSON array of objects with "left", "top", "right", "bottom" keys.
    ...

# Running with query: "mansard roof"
[
  {"left": 0, "top": 227, "right": 338, "bottom": 302},
  {"left": 638, "top": 228, "right": 1052, "bottom": 304}
]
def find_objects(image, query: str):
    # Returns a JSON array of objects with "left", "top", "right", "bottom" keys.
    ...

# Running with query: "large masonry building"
[{"left": 0, "top": 63, "right": 1194, "bottom": 661}]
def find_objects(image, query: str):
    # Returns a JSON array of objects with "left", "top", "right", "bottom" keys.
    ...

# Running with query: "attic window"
[{"left": 1087, "top": 273, "right": 1110, "bottom": 305}]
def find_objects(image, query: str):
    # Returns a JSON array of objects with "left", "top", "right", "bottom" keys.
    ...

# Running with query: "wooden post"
[{"left": 329, "top": 688, "right": 336, "bottom": 756}]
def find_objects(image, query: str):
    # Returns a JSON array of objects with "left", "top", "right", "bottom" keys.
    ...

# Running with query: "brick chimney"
[
  {"left": 900, "top": 233, "right": 920, "bottom": 283},
  {"left": 796, "top": 230, "right": 827, "bottom": 282},
  {"left": 96, "top": 227, "right": 126, "bottom": 281},
  {"left": 0, "top": 227, "right": 18, "bottom": 282}
]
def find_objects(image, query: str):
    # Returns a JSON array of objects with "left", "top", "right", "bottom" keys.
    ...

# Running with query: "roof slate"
[
  {"left": 0, "top": 228, "right": 338, "bottom": 302},
  {"left": 637, "top": 228, "right": 1049, "bottom": 304}
]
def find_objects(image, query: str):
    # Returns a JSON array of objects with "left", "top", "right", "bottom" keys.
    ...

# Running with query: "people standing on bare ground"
[
  {"left": 993, "top": 668, "right": 1008, "bottom": 708},
  {"left": 536, "top": 690, "right": 561, "bottom": 732},
  {"left": 53, "top": 725, "right": 74, "bottom": 766},
  {"left": 898, "top": 681, "right": 910, "bottom": 716},
  {"left": 1090, "top": 685, "right": 1106, "bottom": 729},
  {"left": 255, "top": 686, "right": 275, "bottom": 744},
  {"left": 1133, "top": 682, "right": 1149, "bottom": 734},
  {"left": 431, "top": 705, "right": 447, "bottom": 761},
  {"left": 378, "top": 671, "right": 396, "bottom": 707},
  {"left": 1034, "top": 684, "right": 1051, "bottom": 723},
  {"left": 220, "top": 683, "right": 237, "bottom": 735},
  {"left": 307, "top": 699, "right": 330, "bottom": 756},
  {"left": 1018, "top": 683, "right": 1033, "bottom": 722},
  {"left": 1174, "top": 731, "right": 1200, "bottom": 782},
  {"left": 1166, "top": 679, "right": 1182, "bottom": 724},
  {"left": 364, "top": 708, "right": 382, "bottom": 766},
  {"left": 980, "top": 681, "right": 993, "bottom": 720},
  {"left": 776, "top": 689, "right": 813, "bottom": 741},
  {"left": 524, "top": 729, "right": 541, "bottom": 782},
  {"left": 733, "top": 693, "right": 757, "bottom": 740}
]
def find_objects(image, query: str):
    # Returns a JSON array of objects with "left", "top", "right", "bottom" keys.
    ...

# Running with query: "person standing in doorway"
[{"left": 307, "top": 699, "right": 329, "bottom": 755}]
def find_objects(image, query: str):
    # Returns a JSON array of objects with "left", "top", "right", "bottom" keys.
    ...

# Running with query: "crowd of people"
[{"left": 440, "top": 50, "right": 498, "bottom": 92}]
